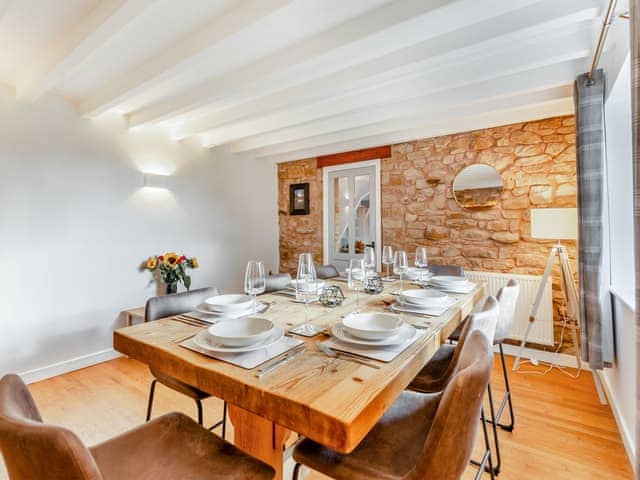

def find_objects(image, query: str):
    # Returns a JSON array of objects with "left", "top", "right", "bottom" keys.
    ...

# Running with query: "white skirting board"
[
  {"left": 19, "top": 349, "right": 122, "bottom": 384},
  {"left": 499, "top": 343, "right": 583, "bottom": 370},
  {"left": 597, "top": 371, "right": 637, "bottom": 471}
]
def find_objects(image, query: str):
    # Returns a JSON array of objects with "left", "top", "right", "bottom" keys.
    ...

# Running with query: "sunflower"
[
  {"left": 163, "top": 252, "right": 181, "bottom": 268},
  {"left": 145, "top": 257, "right": 158, "bottom": 270},
  {"left": 191, "top": 257, "right": 199, "bottom": 268}
]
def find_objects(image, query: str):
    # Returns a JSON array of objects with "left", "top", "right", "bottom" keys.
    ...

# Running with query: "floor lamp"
[{"left": 513, "top": 208, "right": 581, "bottom": 371}]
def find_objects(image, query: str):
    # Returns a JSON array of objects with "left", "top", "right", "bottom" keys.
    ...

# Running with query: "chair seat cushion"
[
  {"left": 293, "top": 391, "right": 439, "bottom": 480},
  {"left": 149, "top": 367, "right": 210, "bottom": 400},
  {"left": 406, "top": 344, "right": 456, "bottom": 393},
  {"left": 91, "top": 413, "right": 274, "bottom": 480}
]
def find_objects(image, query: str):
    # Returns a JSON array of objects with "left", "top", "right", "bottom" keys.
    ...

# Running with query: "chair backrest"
[
  {"left": 470, "top": 295, "right": 500, "bottom": 345},
  {"left": 411, "top": 331, "right": 493, "bottom": 479},
  {"left": 0, "top": 374, "right": 103, "bottom": 480},
  {"left": 315, "top": 264, "right": 340, "bottom": 279},
  {"left": 429, "top": 264, "right": 465, "bottom": 277},
  {"left": 494, "top": 279, "right": 520, "bottom": 344},
  {"left": 263, "top": 272, "right": 292, "bottom": 293},
  {"left": 145, "top": 286, "right": 218, "bottom": 322}
]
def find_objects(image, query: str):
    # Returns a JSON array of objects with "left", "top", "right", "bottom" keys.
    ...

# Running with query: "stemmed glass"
[
  {"left": 363, "top": 246, "right": 376, "bottom": 284},
  {"left": 382, "top": 245, "right": 394, "bottom": 280},
  {"left": 348, "top": 258, "right": 365, "bottom": 312},
  {"left": 244, "top": 260, "right": 266, "bottom": 314},
  {"left": 296, "top": 253, "right": 317, "bottom": 326},
  {"left": 415, "top": 246, "right": 429, "bottom": 285},
  {"left": 393, "top": 250, "right": 408, "bottom": 293}
]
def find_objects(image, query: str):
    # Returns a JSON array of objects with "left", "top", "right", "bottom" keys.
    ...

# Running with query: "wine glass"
[
  {"left": 393, "top": 250, "right": 408, "bottom": 293},
  {"left": 363, "top": 246, "right": 376, "bottom": 283},
  {"left": 296, "top": 253, "right": 317, "bottom": 326},
  {"left": 415, "top": 246, "right": 429, "bottom": 285},
  {"left": 348, "top": 258, "right": 365, "bottom": 312},
  {"left": 244, "top": 260, "right": 266, "bottom": 314},
  {"left": 382, "top": 245, "right": 394, "bottom": 280}
]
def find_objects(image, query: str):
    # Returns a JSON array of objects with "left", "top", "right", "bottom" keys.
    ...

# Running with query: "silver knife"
[{"left": 256, "top": 347, "right": 305, "bottom": 378}]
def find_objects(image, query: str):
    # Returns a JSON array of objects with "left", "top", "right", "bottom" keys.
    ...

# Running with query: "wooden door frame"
[{"left": 322, "top": 159, "right": 382, "bottom": 270}]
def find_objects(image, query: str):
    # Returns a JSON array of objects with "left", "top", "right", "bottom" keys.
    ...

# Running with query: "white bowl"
[
  {"left": 207, "top": 317, "right": 274, "bottom": 347},
  {"left": 205, "top": 294, "right": 253, "bottom": 313},
  {"left": 342, "top": 313, "right": 403, "bottom": 340},
  {"left": 291, "top": 279, "right": 325, "bottom": 293},
  {"left": 400, "top": 289, "right": 449, "bottom": 306},
  {"left": 404, "top": 267, "right": 430, "bottom": 281},
  {"left": 431, "top": 275, "right": 468, "bottom": 285}
]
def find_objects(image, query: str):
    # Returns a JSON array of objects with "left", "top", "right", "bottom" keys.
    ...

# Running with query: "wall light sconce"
[{"left": 143, "top": 173, "right": 170, "bottom": 190}]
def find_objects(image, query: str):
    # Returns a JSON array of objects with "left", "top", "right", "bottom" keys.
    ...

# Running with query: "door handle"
[{"left": 365, "top": 241, "right": 376, "bottom": 248}]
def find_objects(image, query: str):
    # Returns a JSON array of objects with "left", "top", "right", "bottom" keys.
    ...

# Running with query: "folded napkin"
[
  {"left": 180, "top": 335, "right": 304, "bottom": 369},
  {"left": 321, "top": 328, "right": 430, "bottom": 363}
]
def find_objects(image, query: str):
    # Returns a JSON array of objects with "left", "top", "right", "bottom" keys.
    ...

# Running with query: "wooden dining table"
[{"left": 113, "top": 279, "right": 485, "bottom": 479}]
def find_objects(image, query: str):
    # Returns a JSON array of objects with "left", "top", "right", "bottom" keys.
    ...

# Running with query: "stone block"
[
  {"left": 529, "top": 185, "right": 553, "bottom": 205},
  {"left": 511, "top": 131, "right": 542, "bottom": 144},
  {"left": 490, "top": 231, "right": 520, "bottom": 243},
  {"left": 514, "top": 144, "right": 545, "bottom": 157}
]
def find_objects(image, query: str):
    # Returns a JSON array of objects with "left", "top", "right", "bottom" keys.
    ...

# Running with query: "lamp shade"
[{"left": 530, "top": 208, "right": 578, "bottom": 240}]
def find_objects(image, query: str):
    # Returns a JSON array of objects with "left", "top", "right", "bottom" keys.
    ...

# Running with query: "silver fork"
[{"left": 315, "top": 342, "right": 381, "bottom": 369}]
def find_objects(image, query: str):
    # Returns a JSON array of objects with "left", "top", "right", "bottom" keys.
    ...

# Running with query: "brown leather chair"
[
  {"left": 315, "top": 264, "right": 340, "bottom": 279},
  {"left": 0, "top": 374, "right": 274, "bottom": 480},
  {"left": 145, "top": 287, "right": 227, "bottom": 438},
  {"left": 292, "top": 331, "right": 495, "bottom": 480},
  {"left": 263, "top": 272, "right": 292, "bottom": 293}
]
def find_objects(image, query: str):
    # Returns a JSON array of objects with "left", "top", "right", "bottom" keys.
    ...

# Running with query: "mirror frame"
[{"left": 452, "top": 163, "right": 504, "bottom": 209}]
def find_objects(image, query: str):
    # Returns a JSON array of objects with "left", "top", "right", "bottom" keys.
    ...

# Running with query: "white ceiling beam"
[
  {"left": 200, "top": 35, "right": 590, "bottom": 148},
  {"left": 254, "top": 97, "right": 574, "bottom": 164},
  {"left": 127, "top": 0, "right": 537, "bottom": 128},
  {"left": 245, "top": 86, "right": 572, "bottom": 158},
  {"left": 16, "top": 0, "right": 155, "bottom": 101},
  {"left": 77, "top": 0, "right": 292, "bottom": 117},
  {"left": 171, "top": 0, "right": 601, "bottom": 139},
  {"left": 231, "top": 60, "right": 583, "bottom": 153}
]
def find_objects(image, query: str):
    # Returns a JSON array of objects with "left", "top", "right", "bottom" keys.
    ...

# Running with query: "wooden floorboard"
[{"left": 0, "top": 354, "right": 632, "bottom": 479}]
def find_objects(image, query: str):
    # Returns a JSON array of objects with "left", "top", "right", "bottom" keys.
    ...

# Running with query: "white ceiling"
[{"left": 0, "top": 0, "right": 616, "bottom": 161}]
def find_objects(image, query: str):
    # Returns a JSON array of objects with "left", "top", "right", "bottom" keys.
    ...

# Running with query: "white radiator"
[{"left": 465, "top": 270, "right": 554, "bottom": 346}]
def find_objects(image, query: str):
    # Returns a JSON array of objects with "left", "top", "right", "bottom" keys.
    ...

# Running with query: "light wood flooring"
[{"left": 0, "top": 355, "right": 633, "bottom": 479}]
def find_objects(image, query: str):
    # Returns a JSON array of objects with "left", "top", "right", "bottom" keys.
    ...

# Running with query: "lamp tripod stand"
[
  {"left": 512, "top": 243, "right": 608, "bottom": 405},
  {"left": 513, "top": 243, "right": 580, "bottom": 371}
]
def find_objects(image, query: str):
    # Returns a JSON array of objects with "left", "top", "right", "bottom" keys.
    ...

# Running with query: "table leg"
[{"left": 228, "top": 405, "right": 294, "bottom": 480}]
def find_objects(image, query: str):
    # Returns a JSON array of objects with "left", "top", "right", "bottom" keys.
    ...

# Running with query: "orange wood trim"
[{"left": 317, "top": 145, "right": 391, "bottom": 168}]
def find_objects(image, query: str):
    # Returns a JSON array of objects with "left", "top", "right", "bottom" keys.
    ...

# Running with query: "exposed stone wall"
[{"left": 277, "top": 115, "right": 578, "bottom": 351}]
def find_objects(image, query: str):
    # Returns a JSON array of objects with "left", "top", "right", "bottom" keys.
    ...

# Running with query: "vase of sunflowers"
[{"left": 144, "top": 252, "right": 199, "bottom": 294}]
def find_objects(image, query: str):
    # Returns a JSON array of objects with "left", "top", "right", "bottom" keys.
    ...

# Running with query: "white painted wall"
[
  {"left": 0, "top": 92, "right": 278, "bottom": 381},
  {"left": 602, "top": 54, "right": 637, "bottom": 468}
]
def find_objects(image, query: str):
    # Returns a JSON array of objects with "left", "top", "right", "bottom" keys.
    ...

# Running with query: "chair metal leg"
[
  {"left": 498, "top": 344, "right": 515, "bottom": 431},
  {"left": 222, "top": 401, "right": 227, "bottom": 439},
  {"left": 292, "top": 462, "right": 302, "bottom": 480},
  {"left": 196, "top": 399, "right": 204, "bottom": 426},
  {"left": 486, "top": 384, "right": 502, "bottom": 475},
  {"left": 474, "top": 408, "right": 495, "bottom": 480},
  {"left": 145, "top": 380, "right": 157, "bottom": 422}
]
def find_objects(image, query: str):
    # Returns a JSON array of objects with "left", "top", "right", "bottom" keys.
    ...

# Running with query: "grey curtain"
[
  {"left": 631, "top": 1, "right": 640, "bottom": 477},
  {"left": 573, "top": 69, "right": 614, "bottom": 369}
]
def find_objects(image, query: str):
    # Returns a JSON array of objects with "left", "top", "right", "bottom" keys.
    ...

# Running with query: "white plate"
[
  {"left": 205, "top": 294, "right": 253, "bottom": 313},
  {"left": 342, "top": 312, "right": 403, "bottom": 340},
  {"left": 391, "top": 298, "right": 457, "bottom": 316},
  {"left": 195, "top": 301, "right": 267, "bottom": 318},
  {"left": 331, "top": 323, "right": 416, "bottom": 346},
  {"left": 400, "top": 289, "right": 449, "bottom": 306},
  {"left": 207, "top": 317, "right": 274, "bottom": 347},
  {"left": 193, "top": 327, "right": 284, "bottom": 353},
  {"left": 430, "top": 275, "right": 468, "bottom": 285},
  {"left": 290, "top": 279, "right": 325, "bottom": 293}
]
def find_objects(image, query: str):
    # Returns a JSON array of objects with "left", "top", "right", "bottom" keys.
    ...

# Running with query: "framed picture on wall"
[{"left": 290, "top": 183, "right": 310, "bottom": 215}]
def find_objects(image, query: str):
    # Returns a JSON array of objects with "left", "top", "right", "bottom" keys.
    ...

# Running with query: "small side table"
[{"left": 123, "top": 306, "right": 145, "bottom": 326}]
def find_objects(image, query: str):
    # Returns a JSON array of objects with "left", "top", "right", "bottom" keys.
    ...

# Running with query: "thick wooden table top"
[{"left": 114, "top": 280, "right": 485, "bottom": 453}]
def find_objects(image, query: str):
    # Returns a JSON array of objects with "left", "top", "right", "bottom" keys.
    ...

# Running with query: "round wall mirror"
[{"left": 452, "top": 164, "right": 503, "bottom": 209}]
